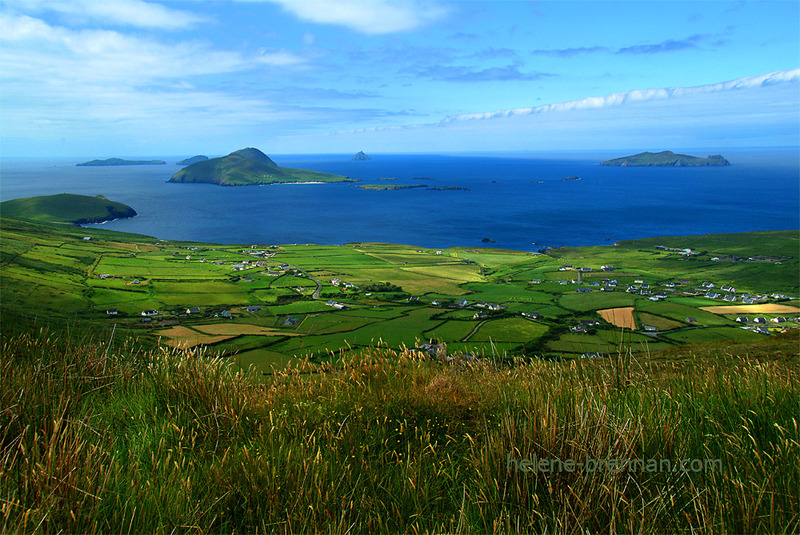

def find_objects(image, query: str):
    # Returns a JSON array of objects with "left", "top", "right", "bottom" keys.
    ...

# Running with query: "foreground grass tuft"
[{"left": 2, "top": 326, "right": 798, "bottom": 533}]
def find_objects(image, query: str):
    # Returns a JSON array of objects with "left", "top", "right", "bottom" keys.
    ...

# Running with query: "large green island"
[
  {"left": 0, "top": 193, "right": 137, "bottom": 225},
  {"left": 77, "top": 158, "right": 166, "bottom": 166},
  {"left": 600, "top": 151, "right": 730, "bottom": 167},
  {"left": 168, "top": 147, "right": 354, "bottom": 186}
]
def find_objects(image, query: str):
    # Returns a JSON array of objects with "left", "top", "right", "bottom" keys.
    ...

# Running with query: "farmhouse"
[
  {"left": 141, "top": 310, "right": 158, "bottom": 317},
  {"left": 186, "top": 307, "right": 201, "bottom": 314},
  {"left": 106, "top": 309, "right": 118, "bottom": 315}
]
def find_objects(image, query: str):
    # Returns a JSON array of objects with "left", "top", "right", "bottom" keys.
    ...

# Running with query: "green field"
[{"left": 1, "top": 216, "right": 798, "bottom": 365}]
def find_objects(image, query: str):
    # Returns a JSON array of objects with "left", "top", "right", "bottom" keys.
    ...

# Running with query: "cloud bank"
[{"left": 438, "top": 69, "right": 800, "bottom": 125}]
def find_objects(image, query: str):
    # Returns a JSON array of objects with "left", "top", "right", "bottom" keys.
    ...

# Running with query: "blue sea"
[{"left": 1, "top": 149, "right": 798, "bottom": 251}]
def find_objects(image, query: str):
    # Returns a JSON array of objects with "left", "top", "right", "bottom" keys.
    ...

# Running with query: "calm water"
[{"left": 1, "top": 149, "right": 798, "bottom": 251}]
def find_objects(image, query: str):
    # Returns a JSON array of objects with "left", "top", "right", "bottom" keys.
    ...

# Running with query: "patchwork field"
[{"left": 2, "top": 217, "right": 798, "bottom": 365}]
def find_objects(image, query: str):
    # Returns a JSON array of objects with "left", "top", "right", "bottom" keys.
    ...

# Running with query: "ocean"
[{"left": 1, "top": 149, "right": 798, "bottom": 251}]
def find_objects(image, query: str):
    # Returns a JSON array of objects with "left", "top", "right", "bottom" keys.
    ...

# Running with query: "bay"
[{"left": 1, "top": 148, "right": 797, "bottom": 251}]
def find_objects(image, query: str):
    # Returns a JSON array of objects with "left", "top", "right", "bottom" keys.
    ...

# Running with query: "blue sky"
[{"left": 1, "top": 0, "right": 798, "bottom": 156}]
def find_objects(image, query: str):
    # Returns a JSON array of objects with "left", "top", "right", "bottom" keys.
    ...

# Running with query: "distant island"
[
  {"left": 77, "top": 158, "right": 166, "bottom": 166},
  {"left": 355, "top": 184, "right": 427, "bottom": 191},
  {"left": 176, "top": 155, "right": 209, "bottom": 165},
  {"left": 600, "top": 151, "right": 730, "bottom": 167},
  {"left": 0, "top": 194, "right": 137, "bottom": 225},
  {"left": 561, "top": 176, "right": 581, "bottom": 181},
  {"left": 168, "top": 147, "right": 354, "bottom": 186},
  {"left": 427, "top": 186, "right": 469, "bottom": 191},
  {"left": 352, "top": 151, "right": 371, "bottom": 161}
]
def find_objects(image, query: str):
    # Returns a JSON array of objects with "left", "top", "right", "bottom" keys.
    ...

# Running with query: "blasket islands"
[
  {"left": 168, "top": 147, "right": 354, "bottom": 186},
  {"left": 77, "top": 158, "right": 166, "bottom": 166},
  {"left": 600, "top": 151, "right": 730, "bottom": 167}
]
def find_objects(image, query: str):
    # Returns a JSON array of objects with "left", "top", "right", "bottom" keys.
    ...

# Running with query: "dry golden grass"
[
  {"left": 157, "top": 325, "right": 234, "bottom": 348},
  {"left": 701, "top": 304, "right": 800, "bottom": 314},
  {"left": 598, "top": 306, "right": 636, "bottom": 329},
  {"left": 195, "top": 323, "right": 298, "bottom": 336}
]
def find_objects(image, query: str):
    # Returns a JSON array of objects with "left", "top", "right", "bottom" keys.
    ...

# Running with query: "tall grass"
[{"left": 2, "top": 324, "right": 798, "bottom": 533}]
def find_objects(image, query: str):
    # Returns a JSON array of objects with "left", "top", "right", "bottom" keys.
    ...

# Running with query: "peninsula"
[
  {"left": 352, "top": 151, "right": 372, "bottom": 161},
  {"left": 600, "top": 151, "right": 730, "bottom": 167},
  {"left": 77, "top": 158, "right": 166, "bottom": 166},
  {"left": 176, "top": 155, "right": 209, "bottom": 165},
  {"left": 0, "top": 193, "right": 137, "bottom": 225},
  {"left": 168, "top": 147, "right": 353, "bottom": 186}
]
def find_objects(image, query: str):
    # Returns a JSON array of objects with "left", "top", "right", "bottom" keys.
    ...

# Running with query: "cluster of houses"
[
  {"left": 735, "top": 316, "right": 797, "bottom": 335},
  {"left": 331, "top": 278, "right": 358, "bottom": 290}
]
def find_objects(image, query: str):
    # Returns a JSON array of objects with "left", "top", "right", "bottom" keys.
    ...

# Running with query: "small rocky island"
[
  {"left": 600, "top": 151, "right": 730, "bottom": 167},
  {"left": 169, "top": 147, "right": 353, "bottom": 186},
  {"left": 0, "top": 194, "right": 137, "bottom": 225},
  {"left": 352, "top": 151, "right": 372, "bottom": 161},
  {"left": 77, "top": 158, "right": 166, "bottom": 166},
  {"left": 176, "top": 155, "right": 209, "bottom": 165}
]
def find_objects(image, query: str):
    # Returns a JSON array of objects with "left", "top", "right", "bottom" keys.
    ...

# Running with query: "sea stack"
[{"left": 352, "top": 151, "right": 372, "bottom": 161}]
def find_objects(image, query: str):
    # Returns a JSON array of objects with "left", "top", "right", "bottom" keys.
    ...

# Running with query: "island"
[
  {"left": 600, "top": 151, "right": 730, "bottom": 167},
  {"left": 352, "top": 151, "right": 372, "bottom": 161},
  {"left": 427, "top": 186, "right": 469, "bottom": 191},
  {"left": 354, "top": 184, "right": 427, "bottom": 191},
  {"left": 77, "top": 158, "right": 166, "bottom": 166},
  {"left": 0, "top": 193, "right": 137, "bottom": 225},
  {"left": 168, "top": 147, "right": 354, "bottom": 186},
  {"left": 176, "top": 155, "right": 209, "bottom": 165},
  {"left": 561, "top": 176, "right": 581, "bottom": 181}
]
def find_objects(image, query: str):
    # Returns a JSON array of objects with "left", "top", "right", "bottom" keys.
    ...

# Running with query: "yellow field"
[
  {"left": 195, "top": 324, "right": 299, "bottom": 336},
  {"left": 597, "top": 307, "right": 636, "bottom": 330},
  {"left": 157, "top": 326, "right": 234, "bottom": 348},
  {"left": 701, "top": 304, "right": 800, "bottom": 315}
]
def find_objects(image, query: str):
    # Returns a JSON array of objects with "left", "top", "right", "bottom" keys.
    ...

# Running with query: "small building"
[
  {"left": 220, "top": 310, "right": 233, "bottom": 318},
  {"left": 246, "top": 305, "right": 261, "bottom": 312},
  {"left": 141, "top": 310, "right": 158, "bottom": 317},
  {"left": 735, "top": 317, "right": 749, "bottom": 323},
  {"left": 106, "top": 309, "right": 118, "bottom": 315},
  {"left": 643, "top": 325, "right": 657, "bottom": 332},
  {"left": 186, "top": 307, "right": 200, "bottom": 314}
]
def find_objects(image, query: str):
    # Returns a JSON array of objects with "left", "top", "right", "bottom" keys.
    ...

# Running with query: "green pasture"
[
  {"left": 423, "top": 319, "right": 477, "bottom": 342},
  {"left": 663, "top": 326, "right": 764, "bottom": 344},
  {"left": 470, "top": 318, "right": 549, "bottom": 343},
  {"left": 559, "top": 291, "right": 638, "bottom": 312}
]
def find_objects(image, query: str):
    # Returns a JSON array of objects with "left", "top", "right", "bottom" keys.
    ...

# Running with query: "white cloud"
[
  {"left": 3, "top": 0, "right": 208, "bottom": 30},
  {"left": 0, "top": 13, "right": 304, "bottom": 85},
  {"left": 439, "top": 69, "right": 800, "bottom": 124},
  {"left": 261, "top": 0, "right": 447, "bottom": 34}
]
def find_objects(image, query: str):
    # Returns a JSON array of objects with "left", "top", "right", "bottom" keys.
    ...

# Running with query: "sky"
[{"left": 1, "top": 0, "right": 798, "bottom": 157}]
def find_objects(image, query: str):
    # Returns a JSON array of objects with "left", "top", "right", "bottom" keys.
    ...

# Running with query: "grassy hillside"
[
  {"left": 0, "top": 193, "right": 137, "bottom": 225},
  {"left": 169, "top": 147, "right": 353, "bottom": 185},
  {"left": 600, "top": 151, "right": 730, "bottom": 166},
  {"left": 1, "top": 317, "right": 797, "bottom": 533}
]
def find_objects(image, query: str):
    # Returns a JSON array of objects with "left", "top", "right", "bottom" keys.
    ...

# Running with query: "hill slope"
[
  {"left": 168, "top": 147, "right": 353, "bottom": 185},
  {"left": 600, "top": 151, "right": 730, "bottom": 167},
  {"left": 0, "top": 193, "right": 137, "bottom": 225},
  {"left": 176, "top": 155, "right": 209, "bottom": 165}
]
